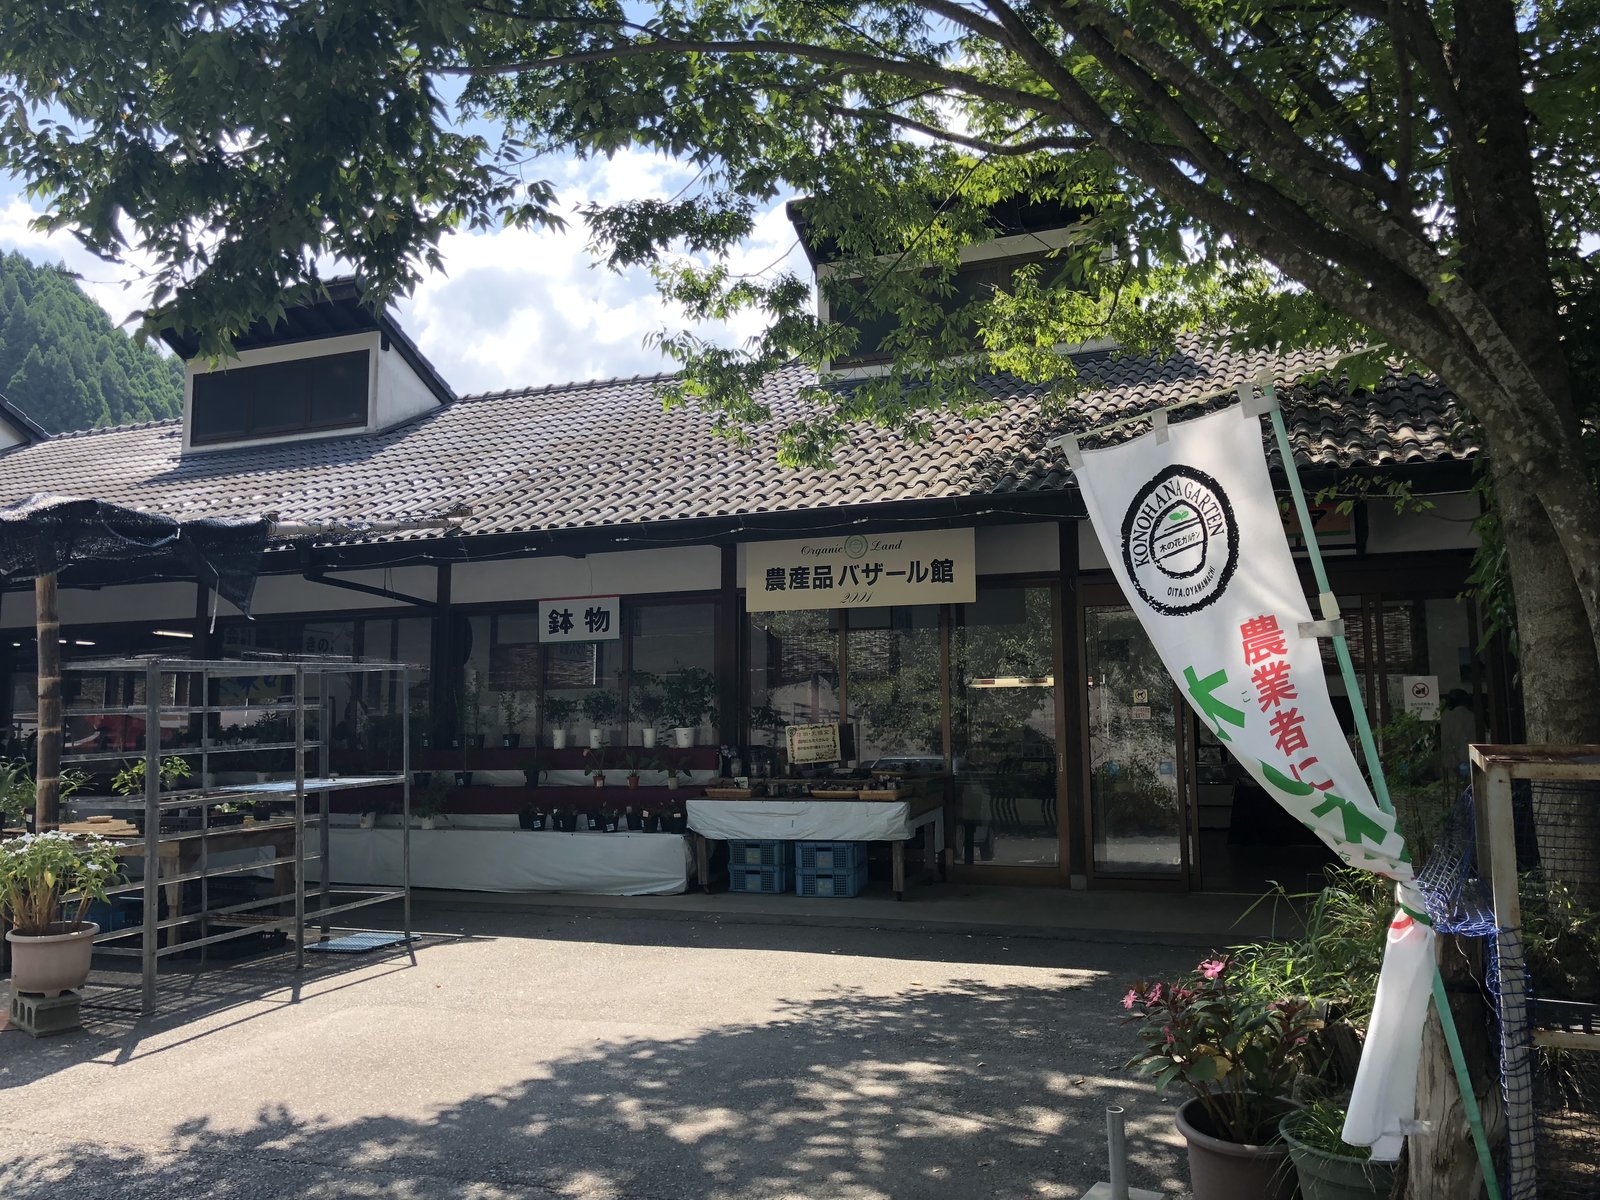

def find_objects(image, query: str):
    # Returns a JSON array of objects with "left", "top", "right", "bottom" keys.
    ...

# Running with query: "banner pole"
[
  {"left": 1261, "top": 383, "right": 1503, "bottom": 1200},
  {"left": 1262, "top": 394, "right": 1391, "bottom": 815}
]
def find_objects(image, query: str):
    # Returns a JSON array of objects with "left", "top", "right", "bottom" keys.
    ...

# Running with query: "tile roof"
[{"left": 0, "top": 338, "right": 1473, "bottom": 546}]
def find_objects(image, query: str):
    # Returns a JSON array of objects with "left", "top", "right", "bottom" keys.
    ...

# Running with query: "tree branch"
[
  {"left": 819, "top": 102, "right": 1089, "bottom": 156},
  {"left": 443, "top": 35, "right": 1079, "bottom": 125}
]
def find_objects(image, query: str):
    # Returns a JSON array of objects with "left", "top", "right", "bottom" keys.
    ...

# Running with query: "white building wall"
[
  {"left": 452, "top": 547, "right": 723, "bottom": 604},
  {"left": 0, "top": 582, "right": 196, "bottom": 630},
  {"left": 374, "top": 341, "right": 442, "bottom": 427}
]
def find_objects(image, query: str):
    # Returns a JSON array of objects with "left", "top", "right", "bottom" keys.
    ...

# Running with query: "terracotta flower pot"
[
  {"left": 1175, "top": 1096, "right": 1298, "bottom": 1200},
  {"left": 6, "top": 922, "right": 100, "bottom": 997}
]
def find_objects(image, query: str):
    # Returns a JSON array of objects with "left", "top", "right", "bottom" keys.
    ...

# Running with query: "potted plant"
[
  {"left": 1, "top": 830, "right": 122, "bottom": 997},
  {"left": 629, "top": 672, "right": 666, "bottom": 747},
  {"left": 581, "top": 689, "right": 620, "bottom": 749},
  {"left": 620, "top": 748, "right": 653, "bottom": 790},
  {"left": 663, "top": 667, "right": 718, "bottom": 748},
  {"left": 413, "top": 776, "right": 451, "bottom": 829},
  {"left": 583, "top": 745, "right": 610, "bottom": 788},
  {"left": 499, "top": 690, "right": 532, "bottom": 749},
  {"left": 522, "top": 747, "right": 546, "bottom": 789},
  {"left": 1122, "top": 955, "right": 1315, "bottom": 1200},
  {"left": 659, "top": 749, "right": 684, "bottom": 791},
  {"left": 1278, "top": 1095, "right": 1397, "bottom": 1200},
  {"left": 544, "top": 695, "right": 576, "bottom": 749},
  {"left": 211, "top": 803, "right": 246, "bottom": 828},
  {"left": 517, "top": 802, "right": 546, "bottom": 831},
  {"left": 0, "top": 758, "right": 32, "bottom": 831}
]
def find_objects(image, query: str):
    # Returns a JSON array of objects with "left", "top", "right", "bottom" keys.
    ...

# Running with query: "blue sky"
[{"left": 0, "top": 150, "right": 810, "bottom": 396}]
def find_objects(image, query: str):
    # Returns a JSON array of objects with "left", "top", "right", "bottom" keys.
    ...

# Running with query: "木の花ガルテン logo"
[{"left": 1120, "top": 465, "right": 1239, "bottom": 615}]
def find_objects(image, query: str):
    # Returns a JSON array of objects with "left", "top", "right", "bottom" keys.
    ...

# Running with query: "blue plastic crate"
[
  {"left": 727, "top": 839, "right": 789, "bottom": 868},
  {"left": 727, "top": 864, "right": 791, "bottom": 894},
  {"left": 795, "top": 841, "right": 866, "bottom": 873},
  {"left": 796, "top": 860, "right": 870, "bottom": 898}
]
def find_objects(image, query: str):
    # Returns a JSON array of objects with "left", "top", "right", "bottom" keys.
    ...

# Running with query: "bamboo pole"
[{"left": 33, "top": 542, "right": 60, "bottom": 831}]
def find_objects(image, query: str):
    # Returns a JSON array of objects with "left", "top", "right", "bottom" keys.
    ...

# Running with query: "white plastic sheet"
[
  {"left": 1343, "top": 903, "right": 1437, "bottom": 1159},
  {"left": 686, "top": 799, "right": 916, "bottom": 842},
  {"left": 318, "top": 828, "right": 692, "bottom": 895}
]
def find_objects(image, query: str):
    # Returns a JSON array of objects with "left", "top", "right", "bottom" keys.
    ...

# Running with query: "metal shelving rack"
[{"left": 57, "top": 653, "right": 413, "bottom": 1013}]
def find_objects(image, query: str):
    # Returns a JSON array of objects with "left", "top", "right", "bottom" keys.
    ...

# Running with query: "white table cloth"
[
  {"left": 317, "top": 828, "right": 692, "bottom": 895},
  {"left": 686, "top": 798, "right": 923, "bottom": 842}
]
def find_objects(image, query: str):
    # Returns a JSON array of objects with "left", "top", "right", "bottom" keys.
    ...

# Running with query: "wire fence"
[{"left": 1453, "top": 752, "right": 1600, "bottom": 1200}]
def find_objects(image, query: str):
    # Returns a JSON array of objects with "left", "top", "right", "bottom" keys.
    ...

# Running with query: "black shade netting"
[{"left": 0, "top": 493, "right": 271, "bottom": 614}]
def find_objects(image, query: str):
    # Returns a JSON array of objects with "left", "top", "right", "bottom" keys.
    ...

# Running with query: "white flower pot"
[
  {"left": 419, "top": 816, "right": 436, "bottom": 830},
  {"left": 551, "top": 729, "right": 568, "bottom": 749},
  {"left": 358, "top": 812, "right": 377, "bottom": 829},
  {"left": 672, "top": 727, "right": 695, "bottom": 749},
  {"left": 666, "top": 776, "right": 680, "bottom": 791},
  {"left": 641, "top": 728, "right": 657, "bottom": 748},
  {"left": 6, "top": 922, "right": 99, "bottom": 997},
  {"left": 589, "top": 728, "right": 604, "bottom": 749}
]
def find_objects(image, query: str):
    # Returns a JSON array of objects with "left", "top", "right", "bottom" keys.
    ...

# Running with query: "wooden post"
[
  {"left": 33, "top": 542, "right": 61, "bottom": 831},
  {"left": 1409, "top": 934, "right": 1497, "bottom": 1200}
]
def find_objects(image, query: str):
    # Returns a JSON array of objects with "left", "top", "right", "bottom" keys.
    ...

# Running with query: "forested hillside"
[{"left": 0, "top": 251, "right": 183, "bottom": 433}]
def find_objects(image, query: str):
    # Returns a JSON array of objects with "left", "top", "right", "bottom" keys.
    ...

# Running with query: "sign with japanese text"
[
  {"left": 745, "top": 528, "right": 976, "bottom": 612},
  {"left": 1070, "top": 404, "right": 1423, "bottom": 1159},
  {"left": 538, "top": 596, "right": 621, "bottom": 644},
  {"left": 785, "top": 722, "right": 843, "bottom": 764},
  {"left": 1403, "top": 675, "right": 1440, "bottom": 721}
]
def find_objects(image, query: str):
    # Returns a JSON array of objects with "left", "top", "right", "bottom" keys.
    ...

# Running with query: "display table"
[
  {"left": 317, "top": 827, "right": 692, "bottom": 896},
  {"left": 687, "top": 794, "right": 944, "bottom": 898}
]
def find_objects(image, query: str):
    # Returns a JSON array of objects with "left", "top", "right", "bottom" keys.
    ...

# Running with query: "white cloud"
[{"left": 0, "top": 149, "right": 814, "bottom": 395}]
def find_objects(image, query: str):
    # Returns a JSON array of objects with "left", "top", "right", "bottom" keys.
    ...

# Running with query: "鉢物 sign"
[
  {"left": 745, "top": 528, "right": 975, "bottom": 612},
  {"left": 538, "top": 596, "right": 621, "bottom": 643}
]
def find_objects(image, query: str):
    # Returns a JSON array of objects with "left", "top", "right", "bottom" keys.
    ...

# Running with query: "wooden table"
[
  {"left": 688, "top": 790, "right": 945, "bottom": 899},
  {"left": 96, "top": 821, "right": 300, "bottom": 946}
]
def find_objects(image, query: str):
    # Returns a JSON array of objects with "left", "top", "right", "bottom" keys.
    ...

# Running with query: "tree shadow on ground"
[{"left": 2, "top": 935, "right": 1193, "bottom": 1199}]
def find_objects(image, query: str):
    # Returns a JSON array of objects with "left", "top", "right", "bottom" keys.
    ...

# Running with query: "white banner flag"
[{"left": 1070, "top": 405, "right": 1430, "bottom": 1157}]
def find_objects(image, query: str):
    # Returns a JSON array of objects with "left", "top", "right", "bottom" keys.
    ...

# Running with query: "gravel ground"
[{"left": 0, "top": 902, "right": 1200, "bottom": 1199}]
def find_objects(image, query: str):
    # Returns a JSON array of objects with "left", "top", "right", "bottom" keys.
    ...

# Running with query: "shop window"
[
  {"left": 190, "top": 351, "right": 368, "bottom": 445},
  {"left": 748, "top": 609, "right": 840, "bottom": 771},
  {"left": 845, "top": 606, "right": 943, "bottom": 765},
  {"left": 629, "top": 603, "right": 716, "bottom": 744},
  {"left": 543, "top": 638, "right": 624, "bottom": 745},
  {"left": 951, "top": 586, "right": 1059, "bottom": 866}
]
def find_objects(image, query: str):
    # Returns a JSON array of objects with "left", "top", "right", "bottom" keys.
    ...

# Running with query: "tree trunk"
[{"left": 34, "top": 559, "right": 61, "bottom": 830}]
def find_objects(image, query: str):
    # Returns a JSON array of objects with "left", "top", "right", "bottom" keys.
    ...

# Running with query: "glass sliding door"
[
  {"left": 950, "top": 586, "right": 1061, "bottom": 867},
  {"left": 1085, "top": 605, "right": 1184, "bottom": 876}
]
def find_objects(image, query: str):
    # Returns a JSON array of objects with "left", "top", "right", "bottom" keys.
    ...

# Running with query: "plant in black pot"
[
  {"left": 522, "top": 746, "right": 546, "bottom": 790},
  {"left": 1122, "top": 955, "right": 1316, "bottom": 1200},
  {"left": 517, "top": 802, "right": 546, "bottom": 831},
  {"left": 499, "top": 690, "right": 531, "bottom": 749},
  {"left": 1278, "top": 1094, "right": 1397, "bottom": 1200}
]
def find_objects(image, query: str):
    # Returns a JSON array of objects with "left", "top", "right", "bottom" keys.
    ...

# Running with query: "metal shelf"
[{"left": 61, "top": 653, "right": 414, "bottom": 1014}]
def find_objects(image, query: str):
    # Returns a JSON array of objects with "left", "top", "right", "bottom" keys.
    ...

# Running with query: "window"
[
  {"left": 629, "top": 603, "right": 716, "bottom": 743},
  {"left": 845, "top": 606, "right": 943, "bottom": 764},
  {"left": 748, "top": 609, "right": 840, "bottom": 768},
  {"left": 191, "top": 350, "right": 369, "bottom": 445}
]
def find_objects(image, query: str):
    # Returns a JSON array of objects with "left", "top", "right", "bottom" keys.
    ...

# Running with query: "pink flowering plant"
[{"left": 1122, "top": 954, "right": 1319, "bottom": 1144}]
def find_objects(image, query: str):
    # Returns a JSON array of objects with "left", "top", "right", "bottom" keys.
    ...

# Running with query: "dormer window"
[{"left": 191, "top": 350, "right": 370, "bottom": 446}]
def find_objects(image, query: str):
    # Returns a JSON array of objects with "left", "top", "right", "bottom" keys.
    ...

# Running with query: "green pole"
[{"left": 1262, "top": 384, "right": 1502, "bottom": 1200}]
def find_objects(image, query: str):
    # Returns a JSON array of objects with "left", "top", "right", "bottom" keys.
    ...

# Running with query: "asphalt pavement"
[{"left": 0, "top": 901, "right": 1205, "bottom": 1199}]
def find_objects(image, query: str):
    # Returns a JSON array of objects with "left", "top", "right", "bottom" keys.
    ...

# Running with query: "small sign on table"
[{"left": 786, "top": 723, "right": 842, "bottom": 765}]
